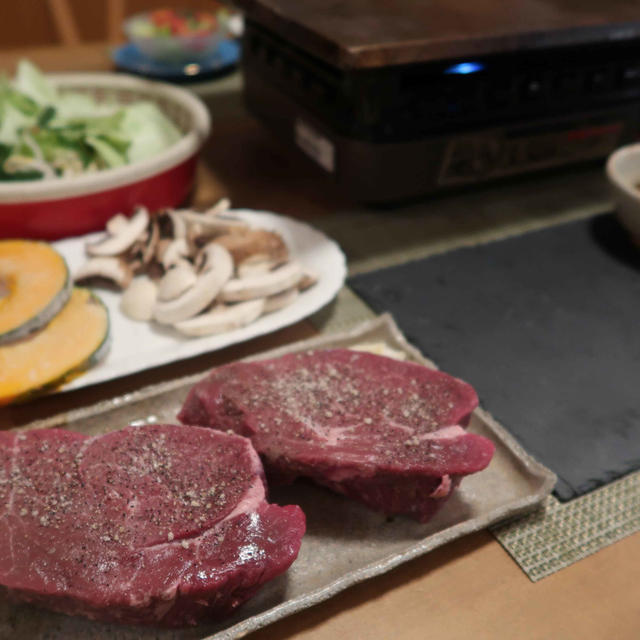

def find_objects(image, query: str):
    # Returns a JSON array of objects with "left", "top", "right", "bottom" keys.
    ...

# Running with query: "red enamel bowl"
[{"left": 0, "top": 73, "right": 211, "bottom": 240}]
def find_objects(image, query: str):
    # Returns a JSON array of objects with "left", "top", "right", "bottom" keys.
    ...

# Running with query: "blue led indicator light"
[{"left": 444, "top": 61, "right": 485, "bottom": 75}]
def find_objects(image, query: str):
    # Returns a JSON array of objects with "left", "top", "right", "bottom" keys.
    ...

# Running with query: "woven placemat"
[
  {"left": 492, "top": 470, "right": 640, "bottom": 581},
  {"left": 310, "top": 284, "right": 640, "bottom": 581}
]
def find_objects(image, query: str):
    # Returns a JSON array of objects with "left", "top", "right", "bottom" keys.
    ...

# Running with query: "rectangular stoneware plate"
[{"left": 0, "top": 315, "right": 556, "bottom": 640}]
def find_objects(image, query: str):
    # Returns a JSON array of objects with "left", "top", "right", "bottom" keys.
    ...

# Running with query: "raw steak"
[
  {"left": 0, "top": 425, "right": 305, "bottom": 627},
  {"left": 178, "top": 349, "right": 495, "bottom": 522}
]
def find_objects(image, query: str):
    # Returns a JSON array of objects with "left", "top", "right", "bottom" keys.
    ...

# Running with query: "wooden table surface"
[{"left": 1, "top": 44, "right": 639, "bottom": 640}]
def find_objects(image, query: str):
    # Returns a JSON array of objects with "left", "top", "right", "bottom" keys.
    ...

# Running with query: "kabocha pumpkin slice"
[
  {"left": 0, "top": 288, "right": 109, "bottom": 405},
  {"left": 0, "top": 240, "right": 71, "bottom": 344}
]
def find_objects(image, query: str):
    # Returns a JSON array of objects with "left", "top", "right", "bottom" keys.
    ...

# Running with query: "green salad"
[{"left": 0, "top": 60, "right": 182, "bottom": 181}]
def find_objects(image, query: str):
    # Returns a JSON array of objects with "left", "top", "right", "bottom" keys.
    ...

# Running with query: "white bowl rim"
[
  {"left": 0, "top": 72, "right": 211, "bottom": 204},
  {"left": 605, "top": 142, "right": 640, "bottom": 201}
]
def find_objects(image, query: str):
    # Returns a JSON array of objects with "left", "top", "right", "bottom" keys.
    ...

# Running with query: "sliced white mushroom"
[
  {"left": 155, "top": 238, "right": 171, "bottom": 263},
  {"left": 157, "top": 261, "right": 197, "bottom": 301},
  {"left": 74, "top": 256, "right": 132, "bottom": 289},
  {"left": 216, "top": 228, "right": 289, "bottom": 266},
  {"left": 158, "top": 237, "right": 190, "bottom": 269},
  {"left": 164, "top": 209, "right": 188, "bottom": 239},
  {"left": 219, "top": 260, "right": 303, "bottom": 302},
  {"left": 153, "top": 243, "right": 233, "bottom": 324},
  {"left": 86, "top": 207, "right": 149, "bottom": 257},
  {"left": 174, "top": 299, "right": 265, "bottom": 337},
  {"left": 120, "top": 275, "right": 158, "bottom": 321},
  {"left": 155, "top": 208, "right": 188, "bottom": 241},
  {"left": 105, "top": 213, "right": 129, "bottom": 236},
  {"left": 298, "top": 269, "right": 318, "bottom": 291},
  {"left": 178, "top": 209, "right": 247, "bottom": 235},
  {"left": 203, "top": 197, "right": 231, "bottom": 217},
  {"left": 237, "top": 255, "right": 283, "bottom": 278},
  {"left": 128, "top": 218, "right": 159, "bottom": 269},
  {"left": 186, "top": 223, "right": 205, "bottom": 255},
  {"left": 263, "top": 286, "right": 299, "bottom": 313}
]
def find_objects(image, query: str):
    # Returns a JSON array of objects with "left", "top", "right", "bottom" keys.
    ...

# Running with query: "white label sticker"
[{"left": 294, "top": 119, "right": 335, "bottom": 173}]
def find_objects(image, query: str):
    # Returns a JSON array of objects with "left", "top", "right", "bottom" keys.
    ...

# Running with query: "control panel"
[{"left": 439, "top": 122, "right": 623, "bottom": 185}]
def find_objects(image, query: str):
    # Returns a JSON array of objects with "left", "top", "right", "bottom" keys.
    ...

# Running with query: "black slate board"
[{"left": 349, "top": 214, "right": 640, "bottom": 501}]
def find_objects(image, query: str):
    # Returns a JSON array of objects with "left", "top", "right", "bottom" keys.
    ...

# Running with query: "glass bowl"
[{"left": 124, "top": 9, "right": 230, "bottom": 64}]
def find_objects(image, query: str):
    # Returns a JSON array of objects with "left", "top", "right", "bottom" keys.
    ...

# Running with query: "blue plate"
[{"left": 111, "top": 40, "right": 240, "bottom": 83}]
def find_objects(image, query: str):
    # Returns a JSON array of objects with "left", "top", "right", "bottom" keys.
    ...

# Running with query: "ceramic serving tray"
[{"left": 0, "top": 314, "right": 556, "bottom": 640}]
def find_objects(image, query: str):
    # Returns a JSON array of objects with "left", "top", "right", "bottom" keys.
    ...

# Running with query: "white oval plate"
[{"left": 53, "top": 209, "right": 346, "bottom": 392}]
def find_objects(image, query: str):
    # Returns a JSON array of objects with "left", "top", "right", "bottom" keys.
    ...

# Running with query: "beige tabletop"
[{"left": 1, "top": 44, "right": 639, "bottom": 640}]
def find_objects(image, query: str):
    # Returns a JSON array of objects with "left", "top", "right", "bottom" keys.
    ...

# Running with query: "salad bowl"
[
  {"left": 0, "top": 68, "right": 210, "bottom": 240},
  {"left": 123, "top": 8, "right": 232, "bottom": 64}
]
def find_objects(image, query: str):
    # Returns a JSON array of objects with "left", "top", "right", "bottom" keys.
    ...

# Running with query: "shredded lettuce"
[
  {"left": 14, "top": 60, "right": 58, "bottom": 107},
  {"left": 119, "top": 102, "right": 181, "bottom": 164},
  {"left": 85, "top": 136, "right": 127, "bottom": 168},
  {"left": 0, "top": 102, "right": 33, "bottom": 145},
  {"left": 0, "top": 60, "right": 184, "bottom": 181}
]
